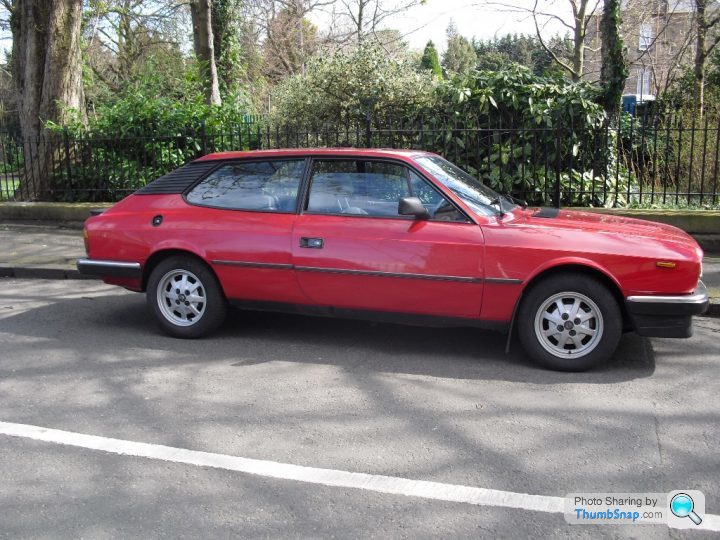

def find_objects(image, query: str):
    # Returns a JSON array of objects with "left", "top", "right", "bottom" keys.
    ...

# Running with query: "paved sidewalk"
[
  {"left": 1, "top": 221, "right": 719, "bottom": 314},
  {"left": 0, "top": 222, "right": 89, "bottom": 279}
]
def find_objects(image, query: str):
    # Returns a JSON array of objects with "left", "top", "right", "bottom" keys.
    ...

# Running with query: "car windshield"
[{"left": 414, "top": 155, "right": 515, "bottom": 216}]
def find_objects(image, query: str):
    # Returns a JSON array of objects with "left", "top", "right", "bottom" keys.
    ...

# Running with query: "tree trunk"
[
  {"left": 694, "top": 0, "right": 707, "bottom": 118},
  {"left": 600, "top": 0, "right": 628, "bottom": 124},
  {"left": 357, "top": 0, "right": 364, "bottom": 44},
  {"left": 191, "top": 0, "right": 222, "bottom": 106},
  {"left": 10, "top": 0, "right": 85, "bottom": 200},
  {"left": 572, "top": 1, "right": 589, "bottom": 82}
]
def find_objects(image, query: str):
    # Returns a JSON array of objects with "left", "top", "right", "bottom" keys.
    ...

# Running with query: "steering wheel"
[
  {"left": 432, "top": 199, "right": 456, "bottom": 221},
  {"left": 431, "top": 199, "right": 446, "bottom": 217}
]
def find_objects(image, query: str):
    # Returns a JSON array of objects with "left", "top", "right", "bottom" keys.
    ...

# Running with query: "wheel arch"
[
  {"left": 142, "top": 248, "right": 220, "bottom": 293},
  {"left": 505, "top": 261, "right": 630, "bottom": 353},
  {"left": 522, "top": 261, "right": 626, "bottom": 310}
]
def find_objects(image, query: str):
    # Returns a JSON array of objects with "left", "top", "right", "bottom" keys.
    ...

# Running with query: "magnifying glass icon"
[{"left": 670, "top": 493, "right": 702, "bottom": 525}]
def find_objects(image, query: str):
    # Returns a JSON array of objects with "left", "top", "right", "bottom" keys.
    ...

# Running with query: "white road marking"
[{"left": 1, "top": 420, "right": 718, "bottom": 532}]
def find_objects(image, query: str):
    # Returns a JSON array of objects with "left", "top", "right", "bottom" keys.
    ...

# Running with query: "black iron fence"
[{"left": 1, "top": 114, "right": 719, "bottom": 208}]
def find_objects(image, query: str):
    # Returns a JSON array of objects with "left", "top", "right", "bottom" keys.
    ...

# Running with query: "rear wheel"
[
  {"left": 147, "top": 256, "right": 227, "bottom": 338},
  {"left": 517, "top": 273, "right": 622, "bottom": 371}
]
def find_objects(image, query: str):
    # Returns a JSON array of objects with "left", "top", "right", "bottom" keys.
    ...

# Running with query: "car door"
[
  {"left": 184, "top": 158, "right": 308, "bottom": 304},
  {"left": 292, "top": 158, "right": 485, "bottom": 318}
]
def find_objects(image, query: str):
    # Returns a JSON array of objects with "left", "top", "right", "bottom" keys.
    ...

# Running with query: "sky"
[
  {"left": 341, "top": 0, "right": 575, "bottom": 52},
  {"left": 0, "top": 0, "right": 574, "bottom": 58}
]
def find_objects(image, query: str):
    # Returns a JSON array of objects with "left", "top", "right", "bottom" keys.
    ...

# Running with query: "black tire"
[
  {"left": 146, "top": 255, "right": 227, "bottom": 338},
  {"left": 517, "top": 273, "right": 622, "bottom": 371}
]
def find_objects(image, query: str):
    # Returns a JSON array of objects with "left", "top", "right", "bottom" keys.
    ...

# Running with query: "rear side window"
[{"left": 186, "top": 160, "right": 305, "bottom": 212}]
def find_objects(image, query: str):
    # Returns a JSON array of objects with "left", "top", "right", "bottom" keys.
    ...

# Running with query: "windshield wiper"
[
  {"left": 489, "top": 196, "right": 506, "bottom": 217},
  {"left": 501, "top": 193, "right": 527, "bottom": 208}
]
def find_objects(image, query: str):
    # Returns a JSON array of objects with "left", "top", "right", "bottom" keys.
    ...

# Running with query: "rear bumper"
[
  {"left": 77, "top": 258, "right": 142, "bottom": 279},
  {"left": 625, "top": 281, "right": 709, "bottom": 338}
]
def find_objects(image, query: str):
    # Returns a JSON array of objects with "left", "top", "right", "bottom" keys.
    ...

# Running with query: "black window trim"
[
  {"left": 182, "top": 157, "right": 310, "bottom": 215},
  {"left": 180, "top": 154, "right": 477, "bottom": 224},
  {"left": 412, "top": 155, "right": 502, "bottom": 218},
  {"left": 300, "top": 156, "right": 473, "bottom": 224}
]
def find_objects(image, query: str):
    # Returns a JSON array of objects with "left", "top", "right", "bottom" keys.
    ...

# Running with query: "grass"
[{"left": 0, "top": 176, "right": 19, "bottom": 201}]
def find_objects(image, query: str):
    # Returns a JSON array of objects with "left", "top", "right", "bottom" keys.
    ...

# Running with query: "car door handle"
[{"left": 300, "top": 237, "right": 324, "bottom": 249}]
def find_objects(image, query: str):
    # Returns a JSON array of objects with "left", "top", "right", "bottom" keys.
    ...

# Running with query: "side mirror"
[{"left": 398, "top": 197, "right": 430, "bottom": 219}]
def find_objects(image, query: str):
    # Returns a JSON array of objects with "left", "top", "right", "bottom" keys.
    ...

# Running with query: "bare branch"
[
  {"left": 707, "top": 31, "right": 720, "bottom": 55},
  {"left": 531, "top": 0, "right": 577, "bottom": 78}
]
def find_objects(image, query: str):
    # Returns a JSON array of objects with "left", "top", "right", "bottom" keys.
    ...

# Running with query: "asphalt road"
[{"left": 0, "top": 279, "right": 718, "bottom": 538}]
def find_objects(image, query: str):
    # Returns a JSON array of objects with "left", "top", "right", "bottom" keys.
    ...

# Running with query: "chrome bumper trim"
[
  {"left": 626, "top": 281, "right": 708, "bottom": 305},
  {"left": 77, "top": 258, "right": 142, "bottom": 278}
]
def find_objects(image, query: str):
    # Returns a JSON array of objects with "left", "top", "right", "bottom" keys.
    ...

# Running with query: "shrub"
[
  {"left": 269, "top": 45, "right": 437, "bottom": 130},
  {"left": 406, "top": 66, "right": 634, "bottom": 205},
  {"left": 46, "top": 73, "right": 256, "bottom": 201}
]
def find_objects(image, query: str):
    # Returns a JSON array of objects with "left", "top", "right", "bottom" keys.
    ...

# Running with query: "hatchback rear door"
[{"left": 184, "top": 158, "right": 308, "bottom": 304}]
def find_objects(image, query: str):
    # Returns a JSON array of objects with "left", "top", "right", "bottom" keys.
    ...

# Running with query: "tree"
[
  {"left": 443, "top": 22, "right": 476, "bottom": 74},
  {"left": 8, "top": 0, "right": 85, "bottom": 198},
  {"left": 330, "top": 0, "right": 420, "bottom": 45},
  {"left": 693, "top": 0, "right": 720, "bottom": 116},
  {"left": 420, "top": 40, "right": 443, "bottom": 78},
  {"left": 475, "top": 34, "right": 533, "bottom": 68},
  {"left": 473, "top": 33, "right": 557, "bottom": 75},
  {"left": 599, "top": 0, "right": 627, "bottom": 122},
  {"left": 533, "top": 0, "right": 599, "bottom": 81},
  {"left": 242, "top": 0, "right": 329, "bottom": 80},
  {"left": 212, "top": 0, "right": 245, "bottom": 95},
  {"left": 83, "top": 0, "right": 185, "bottom": 96},
  {"left": 190, "top": 0, "right": 221, "bottom": 105},
  {"left": 262, "top": 6, "right": 318, "bottom": 81},
  {"left": 482, "top": 0, "right": 601, "bottom": 81},
  {"left": 369, "top": 28, "right": 410, "bottom": 57}
]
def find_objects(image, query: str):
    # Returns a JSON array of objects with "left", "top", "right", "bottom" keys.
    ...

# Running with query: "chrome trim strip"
[
  {"left": 78, "top": 259, "right": 141, "bottom": 269},
  {"left": 485, "top": 277, "right": 523, "bottom": 285},
  {"left": 212, "top": 260, "right": 293, "bottom": 270},
  {"left": 211, "top": 260, "right": 521, "bottom": 285},
  {"left": 626, "top": 281, "right": 708, "bottom": 304},
  {"left": 295, "top": 265, "right": 481, "bottom": 283}
]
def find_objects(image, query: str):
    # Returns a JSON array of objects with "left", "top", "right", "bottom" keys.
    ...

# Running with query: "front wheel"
[
  {"left": 517, "top": 274, "right": 622, "bottom": 371},
  {"left": 147, "top": 256, "right": 227, "bottom": 338}
]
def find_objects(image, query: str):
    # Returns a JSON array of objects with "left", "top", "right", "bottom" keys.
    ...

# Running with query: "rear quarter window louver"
[{"left": 135, "top": 161, "right": 219, "bottom": 195}]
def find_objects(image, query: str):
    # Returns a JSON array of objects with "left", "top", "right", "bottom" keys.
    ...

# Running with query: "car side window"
[
  {"left": 409, "top": 171, "right": 467, "bottom": 222},
  {"left": 306, "top": 160, "right": 466, "bottom": 221},
  {"left": 186, "top": 160, "right": 305, "bottom": 212},
  {"left": 306, "top": 160, "right": 409, "bottom": 217}
]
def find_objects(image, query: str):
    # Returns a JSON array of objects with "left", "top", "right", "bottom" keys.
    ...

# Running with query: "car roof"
[{"left": 194, "top": 148, "right": 436, "bottom": 162}]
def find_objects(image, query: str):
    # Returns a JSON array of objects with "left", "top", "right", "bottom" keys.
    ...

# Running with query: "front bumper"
[
  {"left": 625, "top": 281, "right": 709, "bottom": 338},
  {"left": 77, "top": 258, "right": 142, "bottom": 279}
]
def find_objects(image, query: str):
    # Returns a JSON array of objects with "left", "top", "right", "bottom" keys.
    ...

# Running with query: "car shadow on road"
[
  {"left": 0, "top": 291, "right": 656, "bottom": 385},
  {"left": 220, "top": 308, "right": 656, "bottom": 384}
]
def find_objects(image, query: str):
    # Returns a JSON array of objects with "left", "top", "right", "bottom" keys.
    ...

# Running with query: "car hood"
[{"left": 505, "top": 207, "right": 702, "bottom": 257}]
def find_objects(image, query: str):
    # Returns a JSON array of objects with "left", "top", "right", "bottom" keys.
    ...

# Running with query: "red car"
[{"left": 78, "top": 148, "right": 708, "bottom": 371}]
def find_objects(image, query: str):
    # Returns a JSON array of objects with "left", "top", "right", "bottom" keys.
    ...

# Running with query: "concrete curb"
[
  {"left": 565, "top": 208, "right": 720, "bottom": 234},
  {"left": 0, "top": 202, "right": 111, "bottom": 222},
  {"left": 0, "top": 266, "right": 99, "bottom": 281}
]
